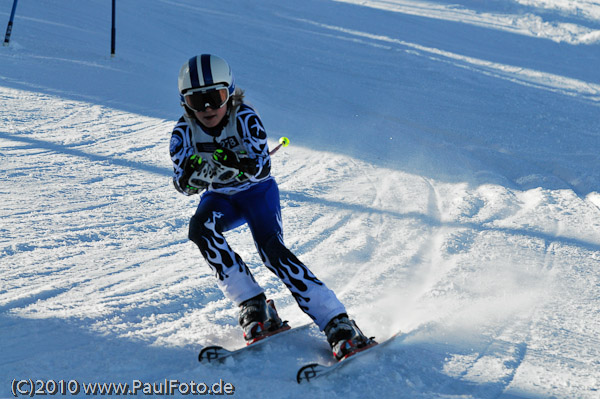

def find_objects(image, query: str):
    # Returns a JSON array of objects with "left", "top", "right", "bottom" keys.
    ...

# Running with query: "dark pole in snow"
[
  {"left": 111, "top": 0, "right": 116, "bottom": 56},
  {"left": 3, "top": 0, "right": 19, "bottom": 46}
]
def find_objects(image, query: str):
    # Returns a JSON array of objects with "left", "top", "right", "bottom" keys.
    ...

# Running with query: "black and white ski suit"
[{"left": 169, "top": 103, "right": 346, "bottom": 330}]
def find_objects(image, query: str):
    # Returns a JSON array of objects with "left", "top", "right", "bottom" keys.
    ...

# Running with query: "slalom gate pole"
[
  {"left": 110, "top": 0, "right": 117, "bottom": 57},
  {"left": 3, "top": 0, "right": 19, "bottom": 46},
  {"left": 110, "top": 0, "right": 116, "bottom": 56}
]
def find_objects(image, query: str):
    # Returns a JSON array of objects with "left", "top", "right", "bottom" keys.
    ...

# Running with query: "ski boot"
[
  {"left": 324, "top": 314, "right": 377, "bottom": 361},
  {"left": 238, "top": 294, "right": 289, "bottom": 345}
]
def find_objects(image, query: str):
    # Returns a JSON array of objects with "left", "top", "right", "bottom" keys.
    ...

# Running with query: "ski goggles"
[{"left": 183, "top": 85, "right": 230, "bottom": 112}]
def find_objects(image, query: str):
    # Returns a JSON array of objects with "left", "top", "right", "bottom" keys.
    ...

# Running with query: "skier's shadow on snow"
[{"left": 0, "top": 311, "right": 193, "bottom": 394}]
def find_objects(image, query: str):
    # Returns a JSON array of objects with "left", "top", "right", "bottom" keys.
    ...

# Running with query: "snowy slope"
[{"left": 1, "top": 0, "right": 600, "bottom": 398}]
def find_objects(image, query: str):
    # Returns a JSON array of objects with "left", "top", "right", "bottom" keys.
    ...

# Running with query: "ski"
[
  {"left": 198, "top": 323, "right": 311, "bottom": 364},
  {"left": 296, "top": 331, "right": 404, "bottom": 383}
]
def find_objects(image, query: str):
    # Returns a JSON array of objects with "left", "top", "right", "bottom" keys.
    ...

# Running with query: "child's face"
[{"left": 194, "top": 104, "right": 227, "bottom": 128}]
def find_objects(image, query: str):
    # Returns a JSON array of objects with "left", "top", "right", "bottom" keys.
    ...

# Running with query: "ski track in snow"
[
  {"left": 333, "top": 0, "right": 600, "bottom": 44},
  {"left": 2, "top": 0, "right": 600, "bottom": 398},
  {"left": 289, "top": 16, "right": 600, "bottom": 103}
]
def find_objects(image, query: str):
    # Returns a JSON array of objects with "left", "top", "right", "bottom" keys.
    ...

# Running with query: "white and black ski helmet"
[{"left": 178, "top": 54, "right": 235, "bottom": 95}]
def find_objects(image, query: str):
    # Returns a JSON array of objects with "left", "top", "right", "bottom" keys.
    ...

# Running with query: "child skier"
[{"left": 169, "top": 54, "right": 372, "bottom": 360}]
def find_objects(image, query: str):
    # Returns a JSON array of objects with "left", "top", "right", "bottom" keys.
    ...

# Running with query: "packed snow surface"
[{"left": 1, "top": 0, "right": 599, "bottom": 398}]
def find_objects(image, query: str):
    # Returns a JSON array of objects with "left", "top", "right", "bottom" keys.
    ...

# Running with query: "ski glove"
[
  {"left": 177, "top": 154, "right": 213, "bottom": 194},
  {"left": 212, "top": 148, "right": 259, "bottom": 182}
]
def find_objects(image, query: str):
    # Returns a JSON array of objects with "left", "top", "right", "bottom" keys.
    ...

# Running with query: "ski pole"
[{"left": 269, "top": 136, "right": 290, "bottom": 156}]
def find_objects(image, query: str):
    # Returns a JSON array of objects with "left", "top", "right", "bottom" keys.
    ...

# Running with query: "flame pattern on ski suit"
[
  {"left": 189, "top": 210, "right": 263, "bottom": 304},
  {"left": 187, "top": 180, "right": 347, "bottom": 330},
  {"left": 258, "top": 234, "right": 346, "bottom": 329}
]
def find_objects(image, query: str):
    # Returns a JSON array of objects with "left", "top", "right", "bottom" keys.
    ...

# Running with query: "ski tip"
[
  {"left": 297, "top": 363, "right": 321, "bottom": 384},
  {"left": 198, "top": 345, "right": 225, "bottom": 363}
]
